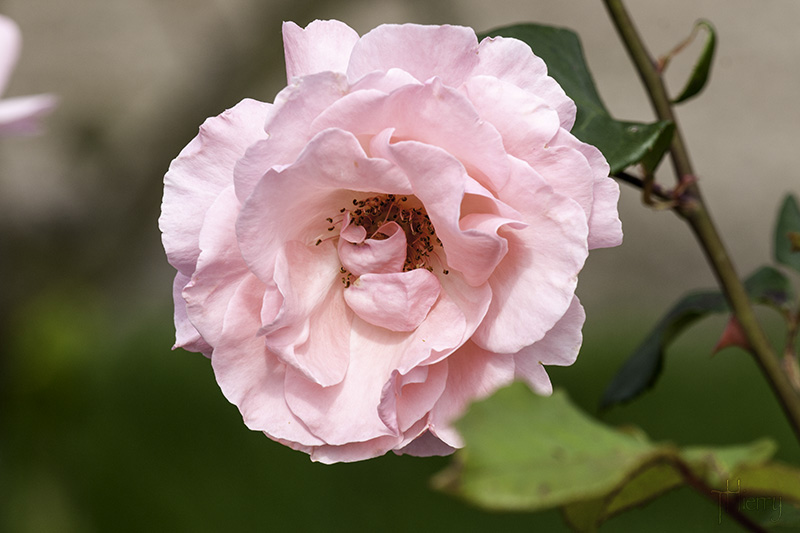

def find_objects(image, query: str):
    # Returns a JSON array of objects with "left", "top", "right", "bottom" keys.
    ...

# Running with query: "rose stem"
[{"left": 601, "top": 0, "right": 800, "bottom": 445}]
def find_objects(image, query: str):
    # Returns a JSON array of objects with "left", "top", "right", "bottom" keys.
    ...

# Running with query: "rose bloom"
[
  {"left": 160, "top": 20, "right": 622, "bottom": 463},
  {"left": 0, "top": 15, "right": 56, "bottom": 135}
]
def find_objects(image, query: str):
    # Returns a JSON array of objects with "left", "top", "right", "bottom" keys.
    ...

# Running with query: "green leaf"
[
  {"left": 563, "top": 460, "right": 684, "bottom": 531},
  {"left": 600, "top": 265, "right": 794, "bottom": 409},
  {"left": 671, "top": 20, "right": 717, "bottom": 104},
  {"left": 433, "top": 384, "right": 672, "bottom": 512},
  {"left": 743, "top": 265, "right": 794, "bottom": 312},
  {"left": 681, "top": 439, "right": 777, "bottom": 487},
  {"left": 482, "top": 24, "right": 674, "bottom": 174},
  {"left": 734, "top": 463, "right": 800, "bottom": 505},
  {"left": 564, "top": 440, "right": 776, "bottom": 531},
  {"left": 435, "top": 384, "right": 794, "bottom": 531},
  {"left": 600, "top": 291, "right": 727, "bottom": 409},
  {"left": 775, "top": 194, "right": 800, "bottom": 273},
  {"left": 712, "top": 462, "right": 800, "bottom": 528}
]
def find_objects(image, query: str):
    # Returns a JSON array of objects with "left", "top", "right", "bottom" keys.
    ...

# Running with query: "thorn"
[{"left": 713, "top": 316, "right": 751, "bottom": 355}]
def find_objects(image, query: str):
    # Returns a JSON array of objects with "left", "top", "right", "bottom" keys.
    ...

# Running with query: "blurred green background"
[{"left": 2, "top": 1, "right": 799, "bottom": 531}]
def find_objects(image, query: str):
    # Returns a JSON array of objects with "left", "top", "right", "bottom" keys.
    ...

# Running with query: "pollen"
[
  {"left": 345, "top": 195, "right": 443, "bottom": 273},
  {"left": 318, "top": 194, "right": 448, "bottom": 285}
]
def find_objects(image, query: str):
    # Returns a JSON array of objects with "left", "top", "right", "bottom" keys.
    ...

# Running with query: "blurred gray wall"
[{"left": 1, "top": 0, "right": 798, "bottom": 318}]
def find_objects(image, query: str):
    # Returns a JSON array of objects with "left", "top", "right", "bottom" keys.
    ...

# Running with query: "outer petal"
[
  {"left": 588, "top": 175, "right": 623, "bottom": 249},
  {"left": 160, "top": 98, "right": 271, "bottom": 276},
  {"left": 211, "top": 275, "right": 324, "bottom": 447},
  {"left": 346, "top": 24, "right": 479, "bottom": 87},
  {"left": 282, "top": 20, "right": 360, "bottom": 80},
  {"left": 472, "top": 157, "right": 588, "bottom": 353},
  {"left": 308, "top": 434, "right": 406, "bottom": 464},
  {"left": 284, "top": 289, "right": 468, "bottom": 446},
  {"left": 349, "top": 68, "right": 421, "bottom": 94},
  {"left": 344, "top": 269, "right": 441, "bottom": 332},
  {"left": 182, "top": 186, "right": 250, "bottom": 348},
  {"left": 314, "top": 79, "right": 510, "bottom": 192},
  {"left": 172, "top": 272, "right": 212, "bottom": 355},
  {"left": 540, "top": 129, "right": 622, "bottom": 250},
  {"left": 428, "top": 341, "right": 515, "bottom": 448},
  {"left": 514, "top": 295, "right": 586, "bottom": 395},
  {"left": 394, "top": 429, "right": 455, "bottom": 457},
  {"left": 261, "top": 240, "right": 351, "bottom": 387},
  {"left": 474, "top": 36, "right": 576, "bottom": 129},
  {"left": 378, "top": 362, "right": 448, "bottom": 435},
  {"left": 570, "top": 137, "right": 623, "bottom": 249},
  {"left": 437, "top": 270, "right": 493, "bottom": 349},
  {"left": 0, "top": 15, "right": 20, "bottom": 95},
  {"left": 233, "top": 72, "right": 350, "bottom": 203},
  {"left": 283, "top": 326, "right": 398, "bottom": 445},
  {"left": 0, "top": 94, "right": 57, "bottom": 135},
  {"left": 461, "top": 75, "right": 560, "bottom": 162}
]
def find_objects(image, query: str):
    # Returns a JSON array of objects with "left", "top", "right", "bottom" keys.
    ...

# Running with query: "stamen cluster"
[{"left": 320, "top": 194, "right": 448, "bottom": 283}]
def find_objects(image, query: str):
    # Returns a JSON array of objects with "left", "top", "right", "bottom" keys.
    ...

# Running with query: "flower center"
[{"left": 317, "top": 194, "right": 448, "bottom": 283}]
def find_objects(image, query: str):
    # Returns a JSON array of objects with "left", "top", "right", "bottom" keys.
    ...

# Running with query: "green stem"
[
  {"left": 602, "top": 0, "right": 800, "bottom": 445},
  {"left": 670, "top": 458, "right": 768, "bottom": 533}
]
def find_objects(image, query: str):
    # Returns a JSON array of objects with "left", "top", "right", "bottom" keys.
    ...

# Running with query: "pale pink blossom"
[
  {"left": 0, "top": 15, "right": 56, "bottom": 135},
  {"left": 160, "top": 20, "right": 622, "bottom": 463}
]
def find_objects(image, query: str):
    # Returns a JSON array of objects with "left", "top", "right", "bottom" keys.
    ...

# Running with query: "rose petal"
[
  {"left": 474, "top": 35, "right": 576, "bottom": 129},
  {"left": 394, "top": 429, "right": 455, "bottom": 457},
  {"left": 308, "top": 434, "right": 405, "bottom": 464},
  {"left": 347, "top": 23, "right": 479, "bottom": 87},
  {"left": 461, "top": 175, "right": 525, "bottom": 221},
  {"left": 472, "top": 157, "right": 588, "bottom": 354},
  {"left": 236, "top": 127, "right": 411, "bottom": 283},
  {"left": 344, "top": 269, "right": 441, "bottom": 332},
  {"left": 211, "top": 275, "right": 324, "bottom": 447},
  {"left": 182, "top": 186, "right": 250, "bottom": 347},
  {"left": 160, "top": 98, "right": 270, "bottom": 276},
  {"left": 314, "top": 79, "right": 510, "bottom": 192},
  {"left": 378, "top": 362, "right": 447, "bottom": 434},
  {"left": 349, "top": 68, "right": 421, "bottom": 94},
  {"left": 338, "top": 220, "right": 407, "bottom": 277},
  {"left": 514, "top": 296, "right": 586, "bottom": 395},
  {"left": 569, "top": 137, "right": 623, "bottom": 250},
  {"left": 172, "top": 272, "right": 211, "bottom": 355},
  {"left": 284, "top": 290, "right": 468, "bottom": 446},
  {"left": 261, "top": 240, "right": 351, "bottom": 387},
  {"left": 384, "top": 139, "right": 522, "bottom": 286},
  {"left": 339, "top": 212, "right": 366, "bottom": 243},
  {"left": 461, "top": 75, "right": 560, "bottom": 160},
  {"left": 233, "top": 72, "right": 350, "bottom": 203},
  {"left": 283, "top": 334, "right": 398, "bottom": 445},
  {"left": 282, "top": 20, "right": 360, "bottom": 80},
  {"left": 428, "top": 342, "right": 515, "bottom": 447},
  {"left": 0, "top": 94, "right": 57, "bottom": 135},
  {"left": 522, "top": 139, "right": 595, "bottom": 228},
  {"left": 436, "top": 270, "right": 492, "bottom": 351},
  {"left": 539, "top": 129, "right": 622, "bottom": 250},
  {"left": 588, "top": 175, "right": 623, "bottom": 249}
]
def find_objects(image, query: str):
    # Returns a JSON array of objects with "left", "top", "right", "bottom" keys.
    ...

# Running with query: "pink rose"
[
  {"left": 160, "top": 20, "right": 622, "bottom": 463},
  {"left": 0, "top": 15, "right": 56, "bottom": 135}
]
